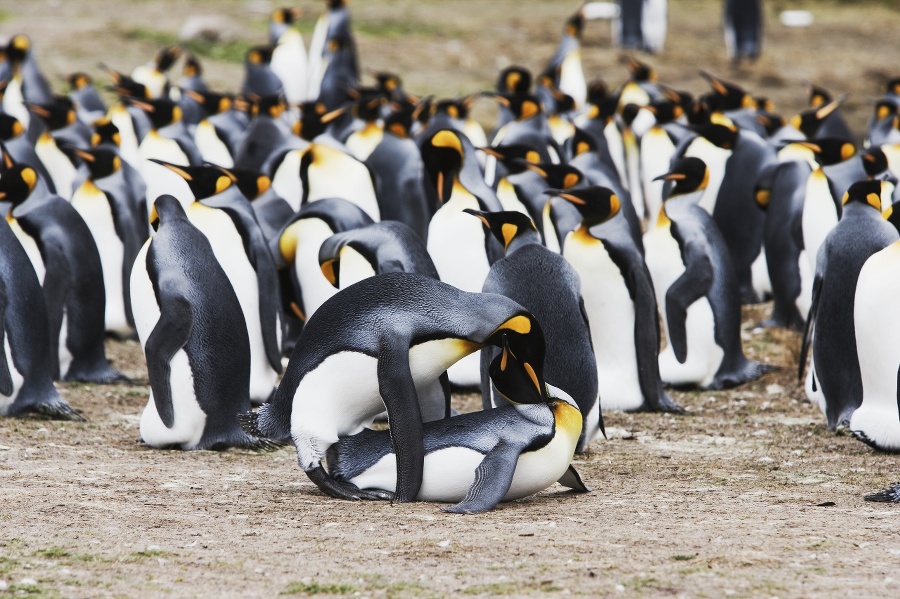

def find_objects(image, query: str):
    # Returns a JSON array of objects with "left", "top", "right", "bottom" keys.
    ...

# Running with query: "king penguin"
[
  {"left": 467, "top": 208, "right": 603, "bottom": 450},
  {"left": 800, "top": 180, "right": 899, "bottom": 429},
  {"left": 646, "top": 157, "right": 772, "bottom": 389},
  {"left": 327, "top": 334, "right": 589, "bottom": 513},
  {"left": 239, "top": 271, "right": 547, "bottom": 503},
  {"left": 133, "top": 195, "right": 278, "bottom": 450},
  {"left": 269, "top": 7, "right": 308, "bottom": 107},
  {"left": 723, "top": 0, "right": 763, "bottom": 63},
  {"left": 554, "top": 186, "right": 680, "bottom": 412}
]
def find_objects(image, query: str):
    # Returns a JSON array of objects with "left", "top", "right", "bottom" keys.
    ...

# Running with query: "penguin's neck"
[
  {"left": 571, "top": 223, "right": 601, "bottom": 245},
  {"left": 505, "top": 229, "right": 541, "bottom": 254}
]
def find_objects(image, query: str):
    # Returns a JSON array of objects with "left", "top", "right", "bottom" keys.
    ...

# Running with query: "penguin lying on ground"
[
  {"left": 239, "top": 272, "right": 547, "bottom": 503},
  {"left": 328, "top": 335, "right": 589, "bottom": 513},
  {"left": 132, "top": 195, "right": 279, "bottom": 451}
]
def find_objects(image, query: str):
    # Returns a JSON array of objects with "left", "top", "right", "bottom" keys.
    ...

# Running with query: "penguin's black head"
[
  {"left": 687, "top": 97, "right": 713, "bottom": 126},
  {"left": 530, "top": 163, "right": 584, "bottom": 191},
  {"left": 655, "top": 157, "right": 709, "bottom": 198},
  {"left": 623, "top": 57, "right": 656, "bottom": 83},
  {"left": 91, "top": 118, "right": 121, "bottom": 148},
  {"left": 5, "top": 35, "right": 31, "bottom": 65},
  {"left": 374, "top": 72, "right": 402, "bottom": 95},
  {"left": 806, "top": 83, "right": 832, "bottom": 108},
  {"left": 349, "top": 86, "right": 385, "bottom": 122},
  {"left": 25, "top": 97, "right": 78, "bottom": 132},
  {"left": 149, "top": 194, "right": 187, "bottom": 231},
  {"left": 149, "top": 160, "right": 236, "bottom": 200},
  {"left": 862, "top": 148, "right": 889, "bottom": 177},
  {"left": 67, "top": 72, "right": 93, "bottom": 91},
  {"left": 795, "top": 138, "right": 856, "bottom": 167},
  {"left": 485, "top": 314, "right": 547, "bottom": 398},
  {"left": 489, "top": 334, "right": 548, "bottom": 406},
  {"left": 700, "top": 71, "right": 753, "bottom": 111},
  {"left": 182, "top": 52, "right": 203, "bottom": 78},
  {"left": 496, "top": 66, "right": 532, "bottom": 97},
  {"left": 154, "top": 46, "right": 182, "bottom": 73},
  {"left": 506, "top": 95, "right": 542, "bottom": 122},
  {"left": 564, "top": 10, "right": 585, "bottom": 39},
  {"left": 756, "top": 111, "right": 785, "bottom": 137},
  {"left": 103, "top": 66, "right": 150, "bottom": 99},
  {"left": 431, "top": 99, "right": 468, "bottom": 121},
  {"left": 318, "top": 239, "right": 342, "bottom": 288},
  {"left": 294, "top": 101, "right": 330, "bottom": 141},
  {"left": 228, "top": 167, "right": 271, "bottom": 201},
  {"left": 698, "top": 119, "right": 738, "bottom": 150},
  {"left": 183, "top": 89, "right": 233, "bottom": 118},
  {"left": 790, "top": 96, "right": 845, "bottom": 139},
  {"left": 620, "top": 103, "right": 642, "bottom": 127},
  {"left": 383, "top": 104, "right": 414, "bottom": 138},
  {"left": 645, "top": 99, "right": 683, "bottom": 124},
  {"left": 547, "top": 186, "right": 621, "bottom": 227},
  {"left": 66, "top": 147, "right": 121, "bottom": 180},
  {"left": 249, "top": 93, "right": 287, "bottom": 119},
  {"left": 463, "top": 208, "right": 537, "bottom": 251},
  {"left": 872, "top": 99, "right": 899, "bottom": 123},
  {"left": 271, "top": 7, "right": 302, "bottom": 26},
  {"left": 479, "top": 143, "right": 543, "bottom": 172},
  {"left": 886, "top": 78, "right": 900, "bottom": 97},
  {"left": 126, "top": 97, "right": 183, "bottom": 130},
  {"left": 246, "top": 45, "right": 275, "bottom": 66},
  {"left": 0, "top": 151, "right": 39, "bottom": 207},
  {"left": 584, "top": 79, "right": 608, "bottom": 109},
  {"left": 421, "top": 129, "right": 465, "bottom": 203},
  {"left": 569, "top": 128, "right": 597, "bottom": 158},
  {"left": 842, "top": 180, "right": 886, "bottom": 211},
  {"left": 0, "top": 114, "right": 25, "bottom": 141}
]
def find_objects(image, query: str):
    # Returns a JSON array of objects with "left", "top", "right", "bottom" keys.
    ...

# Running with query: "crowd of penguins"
[{"left": 2, "top": 1, "right": 900, "bottom": 513}]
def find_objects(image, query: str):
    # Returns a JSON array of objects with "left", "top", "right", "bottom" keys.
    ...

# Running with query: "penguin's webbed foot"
[
  {"left": 20, "top": 400, "right": 86, "bottom": 422},
  {"left": 306, "top": 465, "right": 393, "bottom": 501},
  {"left": 864, "top": 483, "right": 900, "bottom": 503}
]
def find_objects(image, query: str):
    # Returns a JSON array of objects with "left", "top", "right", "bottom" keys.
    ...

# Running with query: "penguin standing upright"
[
  {"left": 724, "top": 0, "right": 763, "bottom": 63},
  {"left": 545, "top": 9, "right": 587, "bottom": 108},
  {"left": 800, "top": 180, "right": 899, "bottom": 429},
  {"left": 151, "top": 161, "right": 284, "bottom": 405},
  {"left": 133, "top": 195, "right": 276, "bottom": 450},
  {"left": 328, "top": 335, "right": 589, "bottom": 513},
  {"left": 234, "top": 94, "right": 296, "bottom": 173},
  {"left": 307, "top": 0, "right": 359, "bottom": 108},
  {"left": 0, "top": 216, "right": 82, "bottom": 421},
  {"left": 25, "top": 99, "right": 84, "bottom": 201},
  {"left": 0, "top": 148, "right": 122, "bottom": 383},
  {"left": 555, "top": 186, "right": 680, "bottom": 412},
  {"left": 646, "top": 158, "right": 771, "bottom": 388},
  {"left": 69, "top": 147, "right": 143, "bottom": 337},
  {"left": 239, "top": 271, "right": 547, "bottom": 503},
  {"left": 468, "top": 209, "right": 602, "bottom": 450},
  {"left": 130, "top": 45, "right": 181, "bottom": 99},
  {"left": 269, "top": 7, "right": 308, "bottom": 107},
  {"left": 614, "top": 0, "right": 667, "bottom": 54}
]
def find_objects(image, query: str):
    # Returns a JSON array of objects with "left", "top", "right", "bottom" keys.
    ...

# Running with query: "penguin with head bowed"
[
  {"left": 233, "top": 93, "right": 297, "bottom": 173},
  {"left": 239, "top": 271, "right": 547, "bottom": 503},
  {"left": 698, "top": 71, "right": 765, "bottom": 137},
  {"left": 646, "top": 157, "right": 773, "bottom": 389},
  {"left": 150, "top": 160, "right": 284, "bottom": 405},
  {"left": 800, "top": 180, "right": 900, "bottom": 429},
  {"left": 555, "top": 186, "right": 681, "bottom": 412},
  {"left": 133, "top": 194, "right": 279, "bottom": 450},
  {"left": 468, "top": 208, "right": 602, "bottom": 450},
  {"left": 67, "top": 146, "right": 144, "bottom": 337},
  {"left": 227, "top": 167, "right": 293, "bottom": 245},
  {"left": 318, "top": 220, "right": 439, "bottom": 291},
  {"left": 0, "top": 215, "right": 83, "bottom": 421},
  {"left": 0, "top": 146, "right": 123, "bottom": 384},
  {"left": 327, "top": 334, "right": 589, "bottom": 513},
  {"left": 278, "top": 197, "right": 374, "bottom": 327}
]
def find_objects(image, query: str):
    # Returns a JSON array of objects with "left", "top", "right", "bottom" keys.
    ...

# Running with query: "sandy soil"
[{"left": 2, "top": 1, "right": 900, "bottom": 597}]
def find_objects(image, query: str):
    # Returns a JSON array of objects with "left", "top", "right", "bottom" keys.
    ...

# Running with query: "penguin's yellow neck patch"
[
  {"left": 279, "top": 221, "right": 301, "bottom": 263},
  {"left": 551, "top": 400, "right": 583, "bottom": 440},
  {"left": 571, "top": 225, "right": 600, "bottom": 246},
  {"left": 82, "top": 180, "right": 103, "bottom": 196},
  {"left": 656, "top": 206, "right": 672, "bottom": 228}
]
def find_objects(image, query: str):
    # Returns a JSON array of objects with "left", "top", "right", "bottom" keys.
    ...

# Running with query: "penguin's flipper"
[
  {"left": 557, "top": 464, "right": 591, "bottom": 493},
  {"left": 377, "top": 338, "right": 426, "bottom": 503},
  {"left": 443, "top": 440, "right": 524, "bottom": 514},
  {"left": 439, "top": 371, "right": 452, "bottom": 418},
  {"left": 864, "top": 483, "right": 900, "bottom": 503},
  {"left": 665, "top": 247, "right": 713, "bottom": 364},
  {"left": 40, "top": 249, "right": 73, "bottom": 379},
  {"left": 628, "top": 265, "right": 668, "bottom": 411},
  {"left": 248, "top": 237, "right": 284, "bottom": 373},
  {"left": 799, "top": 273, "right": 823, "bottom": 381},
  {"left": 145, "top": 295, "right": 193, "bottom": 429},
  {"left": 0, "top": 278, "right": 12, "bottom": 396}
]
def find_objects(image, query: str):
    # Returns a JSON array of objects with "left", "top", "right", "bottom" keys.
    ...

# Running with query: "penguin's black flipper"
[
  {"left": 144, "top": 294, "right": 193, "bottom": 429},
  {"left": 40, "top": 248, "right": 73, "bottom": 379},
  {"left": 377, "top": 337, "right": 426, "bottom": 503},
  {"left": 665, "top": 247, "right": 714, "bottom": 364},
  {"left": 443, "top": 440, "right": 524, "bottom": 514},
  {"left": 864, "top": 483, "right": 900, "bottom": 502},
  {"left": 0, "top": 278, "right": 12, "bottom": 396},
  {"left": 557, "top": 465, "right": 591, "bottom": 493},
  {"left": 799, "top": 273, "right": 823, "bottom": 381}
]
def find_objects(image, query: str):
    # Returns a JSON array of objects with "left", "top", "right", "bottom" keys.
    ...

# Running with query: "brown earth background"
[{"left": 2, "top": 1, "right": 900, "bottom": 597}]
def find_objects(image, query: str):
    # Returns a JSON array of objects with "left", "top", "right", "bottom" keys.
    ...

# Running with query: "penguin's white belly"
[
  {"left": 195, "top": 120, "right": 233, "bottom": 168},
  {"left": 307, "top": 147, "right": 380, "bottom": 221},
  {"left": 0, "top": 335, "right": 26, "bottom": 415},
  {"left": 72, "top": 190, "right": 129, "bottom": 335},
  {"left": 796, "top": 249, "right": 813, "bottom": 318},
  {"left": 108, "top": 105, "right": 142, "bottom": 170},
  {"left": 290, "top": 219, "right": 338, "bottom": 317},
  {"left": 271, "top": 150, "right": 304, "bottom": 211},
  {"left": 496, "top": 179, "right": 530, "bottom": 216},
  {"left": 850, "top": 242, "right": 900, "bottom": 450},
  {"left": 623, "top": 128, "right": 644, "bottom": 219},
  {"left": 188, "top": 205, "right": 276, "bottom": 402},
  {"left": 427, "top": 199, "right": 490, "bottom": 293},
  {"left": 641, "top": 128, "right": 675, "bottom": 222},
  {"left": 559, "top": 50, "right": 586, "bottom": 108},
  {"left": 750, "top": 246, "right": 771, "bottom": 299},
  {"left": 58, "top": 309, "right": 73, "bottom": 379},
  {"left": 565, "top": 237, "right": 642, "bottom": 410},
  {"left": 801, "top": 172, "right": 839, "bottom": 273},
  {"left": 36, "top": 139, "right": 77, "bottom": 200},
  {"left": 604, "top": 122, "right": 627, "bottom": 191},
  {"left": 337, "top": 245, "right": 376, "bottom": 289},
  {"left": 139, "top": 348, "right": 207, "bottom": 450},
  {"left": 271, "top": 36, "right": 308, "bottom": 106},
  {"left": 350, "top": 430, "right": 573, "bottom": 503},
  {"left": 9, "top": 220, "right": 45, "bottom": 285},
  {"left": 685, "top": 139, "right": 730, "bottom": 214},
  {"left": 140, "top": 145, "right": 193, "bottom": 219},
  {"left": 345, "top": 126, "right": 384, "bottom": 162},
  {"left": 2, "top": 77, "right": 28, "bottom": 127},
  {"left": 130, "top": 241, "right": 157, "bottom": 340}
]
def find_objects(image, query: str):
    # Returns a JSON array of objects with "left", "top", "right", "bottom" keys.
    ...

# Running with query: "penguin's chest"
[
  {"left": 195, "top": 120, "right": 234, "bottom": 168},
  {"left": 345, "top": 123, "right": 384, "bottom": 161},
  {"left": 801, "top": 169, "right": 839, "bottom": 270},
  {"left": 643, "top": 223, "right": 686, "bottom": 309},
  {"left": 0, "top": 332, "right": 26, "bottom": 413},
  {"left": 36, "top": 135, "right": 77, "bottom": 200},
  {"left": 8, "top": 218, "right": 45, "bottom": 285},
  {"left": 139, "top": 130, "right": 189, "bottom": 165},
  {"left": 337, "top": 245, "right": 376, "bottom": 289},
  {"left": 496, "top": 178, "right": 530, "bottom": 216},
  {"left": 285, "top": 218, "right": 337, "bottom": 317},
  {"left": 427, "top": 186, "right": 490, "bottom": 292},
  {"left": 306, "top": 146, "right": 380, "bottom": 221},
  {"left": 271, "top": 150, "right": 305, "bottom": 211}
]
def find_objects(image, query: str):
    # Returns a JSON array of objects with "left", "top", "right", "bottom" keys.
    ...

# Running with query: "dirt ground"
[{"left": 3, "top": 0, "right": 900, "bottom": 597}]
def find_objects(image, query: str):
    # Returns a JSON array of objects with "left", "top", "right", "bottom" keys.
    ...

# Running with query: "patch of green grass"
[
  {"left": 124, "top": 548, "right": 171, "bottom": 563},
  {"left": 8, "top": 582, "right": 62, "bottom": 599},
  {"left": 118, "top": 27, "right": 252, "bottom": 65},
  {"left": 281, "top": 581, "right": 357, "bottom": 595},
  {"left": 671, "top": 554, "right": 696, "bottom": 561},
  {"left": 0, "top": 555, "right": 20, "bottom": 575},
  {"left": 31, "top": 547, "right": 70, "bottom": 559},
  {"left": 355, "top": 20, "right": 450, "bottom": 40},
  {"left": 0, "top": 9, "right": 10, "bottom": 23},
  {"left": 461, "top": 582, "right": 561, "bottom": 595}
]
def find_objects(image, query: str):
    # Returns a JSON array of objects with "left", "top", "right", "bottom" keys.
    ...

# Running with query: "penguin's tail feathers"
[
  {"left": 864, "top": 483, "right": 900, "bottom": 503},
  {"left": 28, "top": 399, "right": 87, "bottom": 422},
  {"left": 239, "top": 434, "right": 289, "bottom": 453},
  {"left": 237, "top": 410, "right": 264, "bottom": 437}
]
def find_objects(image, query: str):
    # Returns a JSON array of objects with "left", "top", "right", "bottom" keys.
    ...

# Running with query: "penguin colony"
[{"left": 2, "top": 1, "right": 900, "bottom": 511}]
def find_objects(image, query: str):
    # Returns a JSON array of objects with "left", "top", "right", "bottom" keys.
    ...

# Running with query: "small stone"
[
  {"left": 615, "top": 584, "right": 625, "bottom": 593},
  {"left": 438, "top": 540, "right": 451, "bottom": 548},
  {"left": 766, "top": 384, "right": 784, "bottom": 395},
  {"left": 20, "top": 578, "right": 37, "bottom": 586},
  {"left": 758, "top": 456, "right": 774, "bottom": 463},
  {"left": 0, "top": 580, "right": 7, "bottom": 591}
]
